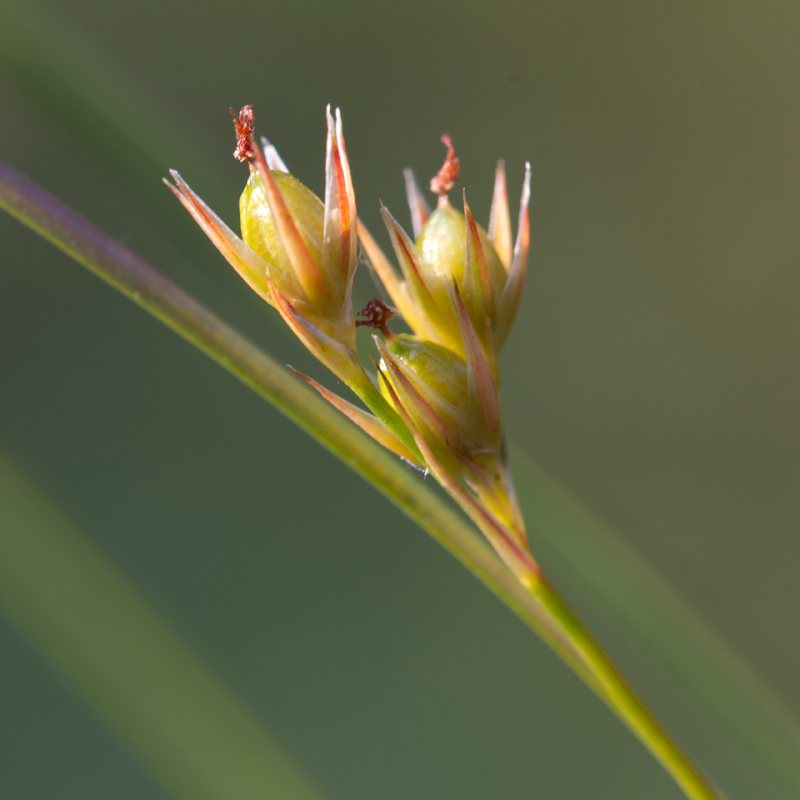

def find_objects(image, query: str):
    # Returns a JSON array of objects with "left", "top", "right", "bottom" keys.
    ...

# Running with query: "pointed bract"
[
  {"left": 323, "top": 106, "right": 357, "bottom": 282},
  {"left": 252, "top": 140, "right": 328, "bottom": 305},
  {"left": 294, "top": 369, "right": 422, "bottom": 465},
  {"left": 165, "top": 170, "right": 274, "bottom": 307},
  {"left": 358, "top": 219, "right": 441, "bottom": 343},
  {"left": 380, "top": 205, "right": 460, "bottom": 350},
  {"left": 462, "top": 191, "right": 496, "bottom": 348},
  {"left": 375, "top": 337, "right": 454, "bottom": 447},
  {"left": 260, "top": 136, "right": 289, "bottom": 173},
  {"left": 269, "top": 280, "right": 359, "bottom": 385},
  {"left": 381, "top": 206, "right": 434, "bottom": 301},
  {"left": 488, "top": 160, "right": 513, "bottom": 270},
  {"left": 453, "top": 283, "right": 501, "bottom": 443},
  {"left": 497, "top": 162, "right": 531, "bottom": 349},
  {"left": 403, "top": 168, "right": 431, "bottom": 239},
  {"left": 335, "top": 108, "right": 357, "bottom": 245}
]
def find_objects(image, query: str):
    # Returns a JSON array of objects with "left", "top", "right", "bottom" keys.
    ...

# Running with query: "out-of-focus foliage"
[{"left": 0, "top": 450, "right": 327, "bottom": 800}]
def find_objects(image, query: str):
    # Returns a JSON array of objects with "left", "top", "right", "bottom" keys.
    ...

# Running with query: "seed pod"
[{"left": 375, "top": 286, "right": 524, "bottom": 538}]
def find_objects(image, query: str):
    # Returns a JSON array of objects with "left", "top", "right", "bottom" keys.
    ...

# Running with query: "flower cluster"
[{"left": 167, "top": 107, "right": 538, "bottom": 584}]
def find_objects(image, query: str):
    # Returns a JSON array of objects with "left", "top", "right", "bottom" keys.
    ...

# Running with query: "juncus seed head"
[{"left": 167, "top": 105, "right": 362, "bottom": 385}]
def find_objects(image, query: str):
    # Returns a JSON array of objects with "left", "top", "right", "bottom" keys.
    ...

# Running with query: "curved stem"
[{"left": 0, "top": 159, "right": 723, "bottom": 800}]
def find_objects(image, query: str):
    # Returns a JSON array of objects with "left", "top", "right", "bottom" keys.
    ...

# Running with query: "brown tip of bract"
[
  {"left": 430, "top": 134, "right": 460, "bottom": 196},
  {"left": 231, "top": 105, "right": 255, "bottom": 162},
  {"left": 356, "top": 299, "right": 400, "bottom": 336}
]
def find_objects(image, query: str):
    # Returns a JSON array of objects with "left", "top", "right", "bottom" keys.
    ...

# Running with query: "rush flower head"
[
  {"left": 151, "top": 106, "right": 726, "bottom": 793},
  {"left": 165, "top": 104, "right": 534, "bottom": 581},
  {"left": 165, "top": 104, "right": 361, "bottom": 385},
  {"left": 359, "top": 139, "right": 531, "bottom": 379}
]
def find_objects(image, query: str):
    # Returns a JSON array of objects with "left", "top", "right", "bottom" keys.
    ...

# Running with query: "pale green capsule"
[
  {"left": 417, "top": 201, "right": 506, "bottom": 301},
  {"left": 240, "top": 171, "right": 326, "bottom": 299}
]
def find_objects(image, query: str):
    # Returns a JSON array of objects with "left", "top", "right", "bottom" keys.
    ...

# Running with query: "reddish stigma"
[
  {"left": 430, "top": 134, "right": 460, "bottom": 197},
  {"left": 231, "top": 105, "right": 255, "bottom": 163},
  {"left": 356, "top": 299, "right": 400, "bottom": 336}
]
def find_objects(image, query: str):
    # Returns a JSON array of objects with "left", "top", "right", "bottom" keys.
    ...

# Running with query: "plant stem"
[
  {"left": 529, "top": 575, "right": 723, "bottom": 800},
  {"left": 0, "top": 159, "right": 723, "bottom": 800},
  {"left": 512, "top": 447, "right": 800, "bottom": 798}
]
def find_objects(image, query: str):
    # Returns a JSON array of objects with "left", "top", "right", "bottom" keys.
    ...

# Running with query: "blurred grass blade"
[
  {"left": 0, "top": 0, "right": 231, "bottom": 229},
  {"left": 513, "top": 449, "right": 800, "bottom": 797},
  {"left": 0, "top": 449, "right": 326, "bottom": 800}
]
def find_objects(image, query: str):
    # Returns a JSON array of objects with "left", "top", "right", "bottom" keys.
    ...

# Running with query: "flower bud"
[
  {"left": 416, "top": 196, "right": 508, "bottom": 364},
  {"left": 379, "top": 334, "right": 477, "bottom": 449},
  {"left": 168, "top": 106, "right": 529, "bottom": 551}
]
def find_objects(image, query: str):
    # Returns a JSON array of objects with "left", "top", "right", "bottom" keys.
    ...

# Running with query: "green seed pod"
[
  {"left": 376, "top": 324, "right": 520, "bottom": 534},
  {"left": 381, "top": 334, "right": 474, "bottom": 447},
  {"left": 416, "top": 200, "right": 507, "bottom": 307},
  {"left": 240, "top": 170, "right": 326, "bottom": 302}
]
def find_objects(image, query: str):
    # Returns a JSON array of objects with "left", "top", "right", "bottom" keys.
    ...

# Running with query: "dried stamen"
[
  {"left": 430, "top": 135, "right": 460, "bottom": 197},
  {"left": 231, "top": 105, "right": 255, "bottom": 163},
  {"left": 356, "top": 299, "right": 400, "bottom": 336}
]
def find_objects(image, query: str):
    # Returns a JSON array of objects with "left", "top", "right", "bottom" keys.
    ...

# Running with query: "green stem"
[
  {"left": 0, "top": 159, "right": 723, "bottom": 800},
  {"left": 511, "top": 448, "right": 800, "bottom": 797},
  {"left": 531, "top": 575, "right": 723, "bottom": 800}
]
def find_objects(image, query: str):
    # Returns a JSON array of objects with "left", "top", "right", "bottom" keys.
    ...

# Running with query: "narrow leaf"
[{"left": 294, "top": 369, "right": 421, "bottom": 466}]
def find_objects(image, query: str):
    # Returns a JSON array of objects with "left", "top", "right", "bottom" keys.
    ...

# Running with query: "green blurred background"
[{"left": 1, "top": 1, "right": 799, "bottom": 798}]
